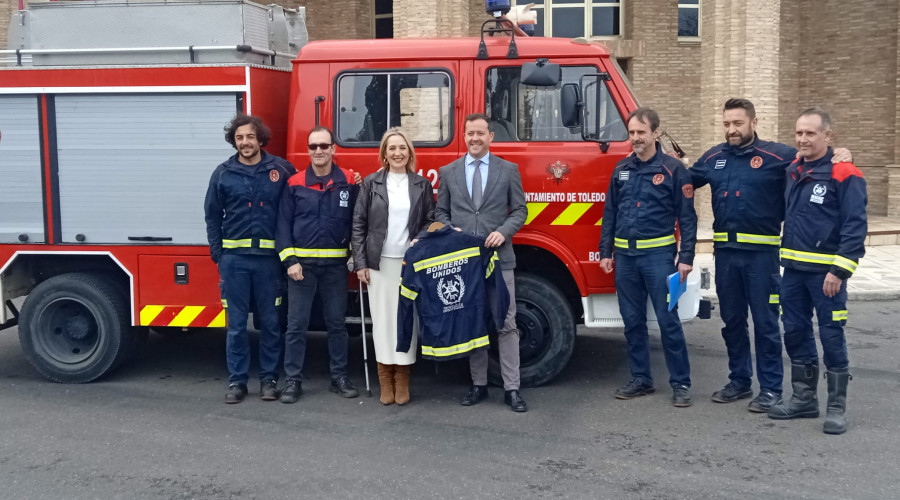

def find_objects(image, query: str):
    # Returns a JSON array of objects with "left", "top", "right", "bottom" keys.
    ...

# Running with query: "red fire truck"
[{"left": 0, "top": 0, "right": 702, "bottom": 386}]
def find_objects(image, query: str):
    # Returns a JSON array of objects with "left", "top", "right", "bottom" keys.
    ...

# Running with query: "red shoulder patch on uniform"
[
  {"left": 682, "top": 184, "right": 694, "bottom": 198},
  {"left": 832, "top": 162, "right": 864, "bottom": 182},
  {"left": 287, "top": 172, "right": 306, "bottom": 187},
  {"left": 750, "top": 156, "right": 763, "bottom": 168},
  {"left": 269, "top": 169, "right": 280, "bottom": 182}
]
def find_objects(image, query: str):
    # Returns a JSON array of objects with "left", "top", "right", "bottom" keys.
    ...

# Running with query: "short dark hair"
[
  {"left": 626, "top": 107, "right": 660, "bottom": 132},
  {"left": 308, "top": 126, "right": 334, "bottom": 144},
  {"left": 723, "top": 98, "right": 756, "bottom": 120},
  {"left": 464, "top": 112, "right": 493, "bottom": 132},
  {"left": 224, "top": 114, "right": 270, "bottom": 148},
  {"left": 799, "top": 107, "right": 832, "bottom": 131}
]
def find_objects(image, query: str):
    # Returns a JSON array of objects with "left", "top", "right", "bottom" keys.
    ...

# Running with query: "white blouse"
[{"left": 382, "top": 172, "right": 411, "bottom": 258}]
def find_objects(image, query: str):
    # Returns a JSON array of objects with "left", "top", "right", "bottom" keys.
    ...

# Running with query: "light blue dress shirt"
[{"left": 465, "top": 152, "right": 490, "bottom": 198}]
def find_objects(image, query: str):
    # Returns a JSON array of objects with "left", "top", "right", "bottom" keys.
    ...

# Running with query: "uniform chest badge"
[
  {"left": 750, "top": 156, "right": 763, "bottom": 168},
  {"left": 619, "top": 170, "right": 630, "bottom": 181},
  {"left": 339, "top": 190, "right": 350, "bottom": 207},
  {"left": 652, "top": 174, "right": 665, "bottom": 185},
  {"left": 715, "top": 159, "right": 726, "bottom": 169},
  {"left": 810, "top": 184, "right": 826, "bottom": 204},
  {"left": 269, "top": 170, "right": 280, "bottom": 182}
]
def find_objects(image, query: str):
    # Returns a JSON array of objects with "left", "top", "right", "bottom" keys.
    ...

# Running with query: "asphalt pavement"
[{"left": 2, "top": 299, "right": 900, "bottom": 499}]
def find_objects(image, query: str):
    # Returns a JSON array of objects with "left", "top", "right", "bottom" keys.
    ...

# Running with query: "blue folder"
[{"left": 668, "top": 271, "right": 686, "bottom": 311}]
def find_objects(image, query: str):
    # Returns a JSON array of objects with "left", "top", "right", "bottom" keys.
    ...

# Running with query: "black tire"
[
  {"left": 19, "top": 273, "right": 133, "bottom": 383},
  {"left": 488, "top": 273, "right": 576, "bottom": 388}
]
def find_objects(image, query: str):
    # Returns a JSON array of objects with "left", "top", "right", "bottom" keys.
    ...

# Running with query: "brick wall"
[
  {"left": 0, "top": 0, "right": 15, "bottom": 49},
  {"left": 283, "top": 0, "right": 373, "bottom": 40}
]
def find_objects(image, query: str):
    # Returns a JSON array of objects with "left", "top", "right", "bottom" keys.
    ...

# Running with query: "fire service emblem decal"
[{"left": 546, "top": 161, "right": 570, "bottom": 185}]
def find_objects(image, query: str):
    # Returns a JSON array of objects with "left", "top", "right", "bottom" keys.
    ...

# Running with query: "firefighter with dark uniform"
[
  {"left": 768, "top": 109, "right": 866, "bottom": 435},
  {"left": 275, "top": 126, "right": 361, "bottom": 403},
  {"left": 599, "top": 107, "right": 698, "bottom": 408},
  {"left": 690, "top": 99, "right": 852, "bottom": 413},
  {"left": 204, "top": 114, "right": 295, "bottom": 404}
]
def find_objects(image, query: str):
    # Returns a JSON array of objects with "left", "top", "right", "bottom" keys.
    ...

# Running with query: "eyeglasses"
[{"left": 308, "top": 143, "right": 333, "bottom": 151}]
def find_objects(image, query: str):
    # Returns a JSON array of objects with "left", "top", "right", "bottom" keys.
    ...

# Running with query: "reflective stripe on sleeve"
[
  {"left": 486, "top": 252, "right": 500, "bottom": 278},
  {"left": 400, "top": 284, "right": 418, "bottom": 301},
  {"left": 780, "top": 248, "right": 857, "bottom": 273},
  {"left": 769, "top": 294, "right": 779, "bottom": 304}
]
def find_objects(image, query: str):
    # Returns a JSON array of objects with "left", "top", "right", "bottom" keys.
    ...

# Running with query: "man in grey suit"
[{"left": 435, "top": 113, "right": 529, "bottom": 412}]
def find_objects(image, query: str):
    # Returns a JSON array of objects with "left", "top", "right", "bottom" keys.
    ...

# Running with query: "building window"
[
  {"left": 513, "top": 0, "right": 621, "bottom": 38},
  {"left": 678, "top": 0, "right": 700, "bottom": 38},
  {"left": 336, "top": 71, "right": 453, "bottom": 146},
  {"left": 374, "top": 0, "right": 392, "bottom": 38}
]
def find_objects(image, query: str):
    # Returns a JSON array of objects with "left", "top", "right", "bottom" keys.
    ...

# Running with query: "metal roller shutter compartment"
[
  {"left": 54, "top": 93, "right": 237, "bottom": 244},
  {"left": 0, "top": 95, "right": 45, "bottom": 243}
]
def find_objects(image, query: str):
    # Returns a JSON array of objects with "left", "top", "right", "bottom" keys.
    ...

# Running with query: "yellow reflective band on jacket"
[
  {"left": 275, "top": 296, "right": 282, "bottom": 306},
  {"left": 713, "top": 232, "right": 728, "bottom": 242},
  {"left": 400, "top": 284, "right": 418, "bottom": 301},
  {"left": 221, "top": 299, "right": 228, "bottom": 308},
  {"left": 769, "top": 294, "right": 779, "bottom": 304},
  {"left": 833, "top": 255, "right": 859, "bottom": 273},
  {"left": 780, "top": 248, "right": 858, "bottom": 273},
  {"left": 259, "top": 239, "right": 275, "bottom": 249},
  {"left": 832, "top": 310, "right": 848, "bottom": 321},
  {"left": 420, "top": 335, "right": 489, "bottom": 358},
  {"left": 222, "top": 239, "right": 252, "bottom": 249},
  {"left": 280, "top": 248, "right": 348, "bottom": 260},
  {"left": 736, "top": 233, "right": 780, "bottom": 245},
  {"left": 615, "top": 235, "right": 675, "bottom": 249},
  {"left": 486, "top": 252, "right": 499, "bottom": 278},
  {"left": 413, "top": 246, "right": 481, "bottom": 272}
]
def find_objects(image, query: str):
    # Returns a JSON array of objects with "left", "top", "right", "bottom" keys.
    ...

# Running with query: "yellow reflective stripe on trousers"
[
  {"left": 222, "top": 239, "right": 252, "bottom": 248},
  {"left": 259, "top": 239, "right": 275, "bottom": 249},
  {"left": 713, "top": 232, "right": 728, "bottom": 242},
  {"left": 413, "top": 246, "right": 481, "bottom": 272},
  {"left": 832, "top": 309, "right": 848, "bottom": 321},
  {"left": 780, "top": 248, "right": 857, "bottom": 272},
  {"left": 769, "top": 294, "right": 779, "bottom": 304},
  {"left": 400, "top": 284, "right": 418, "bottom": 300},
  {"left": 281, "top": 248, "right": 348, "bottom": 259},
  {"left": 486, "top": 252, "right": 500, "bottom": 278},
  {"left": 636, "top": 234, "right": 676, "bottom": 249},
  {"left": 735, "top": 233, "right": 780, "bottom": 245},
  {"left": 420, "top": 335, "right": 490, "bottom": 357},
  {"left": 833, "top": 255, "right": 858, "bottom": 273}
]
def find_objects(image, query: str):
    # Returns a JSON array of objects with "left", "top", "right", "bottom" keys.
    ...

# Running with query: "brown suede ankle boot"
[
  {"left": 377, "top": 363, "right": 395, "bottom": 405},
  {"left": 394, "top": 365, "right": 411, "bottom": 405}
]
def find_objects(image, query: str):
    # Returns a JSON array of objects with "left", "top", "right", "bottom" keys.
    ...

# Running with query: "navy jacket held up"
[
  {"left": 204, "top": 151, "right": 296, "bottom": 263},
  {"left": 690, "top": 135, "right": 797, "bottom": 251},
  {"left": 781, "top": 148, "right": 867, "bottom": 280},
  {"left": 397, "top": 227, "right": 508, "bottom": 361},
  {"left": 276, "top": 163, "right": 359, "bottom": 268},
  {"left": 599, "top": 143, "right": 698, "bottom": 265}
]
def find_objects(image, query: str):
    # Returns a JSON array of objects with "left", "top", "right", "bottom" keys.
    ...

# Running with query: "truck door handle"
[{"left": 127, "top": 236, "right": 173, "bottom": 242}]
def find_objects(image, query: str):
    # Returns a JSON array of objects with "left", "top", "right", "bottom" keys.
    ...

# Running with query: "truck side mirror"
[
  {"left": 521, "top": 59, "right": 560, "bottom": 86},
  {"left": 560, "top": 83, "right": 582, "bottom": 128}
]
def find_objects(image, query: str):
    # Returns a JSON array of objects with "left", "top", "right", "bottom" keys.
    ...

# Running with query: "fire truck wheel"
[
  {"left": 488, "top": 273, "right": 576, "bottom": 388},
  {"left": 18, "top": 273, "right": 133, "bottom": 383}
]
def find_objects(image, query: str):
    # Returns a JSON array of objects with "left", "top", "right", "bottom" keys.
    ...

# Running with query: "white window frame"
[
  {"left": 677, "top": 0, "right": 701, "bottom": 42},
  {"left": 512, "top": 0, "right": 623, "bottom": 39}
]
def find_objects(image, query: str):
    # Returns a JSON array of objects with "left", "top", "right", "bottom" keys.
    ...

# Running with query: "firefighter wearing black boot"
[{"left": 767, "top": 109, "right": 867, "bottom": 435}]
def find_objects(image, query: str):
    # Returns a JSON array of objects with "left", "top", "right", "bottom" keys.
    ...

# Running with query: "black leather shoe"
[
  {"left": 225, "top": 383, "right": 248, "bottom": 404},
  {"left": 504, "top": 390, "right": 527, "bottom": 413},
  {"left": 330, "top": 376, "right": 359, "bottom": 398},
  {"left": 711, "top": 381, "right": 753, "bottom": 403},
  {"left": 748, "top": 389, "right": 782, "bottom": 413},
  {"left": 461, "top": 385, "right": 488, "bottom": 406},
  {"left": 615, "top": 379, "right": 655, "bottom": 399},
  {"left": 280, "top": 380, "right": 302, "bottom": 404},
  {"left": 259, "top": 379, "right": 279, "bottom": 401}
]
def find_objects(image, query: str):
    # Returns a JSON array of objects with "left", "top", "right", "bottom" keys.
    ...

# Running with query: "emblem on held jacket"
[{"left": 438, "top": 274, "right": 466, "bottom": 312}]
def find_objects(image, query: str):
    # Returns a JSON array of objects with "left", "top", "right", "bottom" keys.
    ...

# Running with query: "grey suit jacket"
[{"left": 435, "top": 153, "right": 527, "bottom": 270}]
